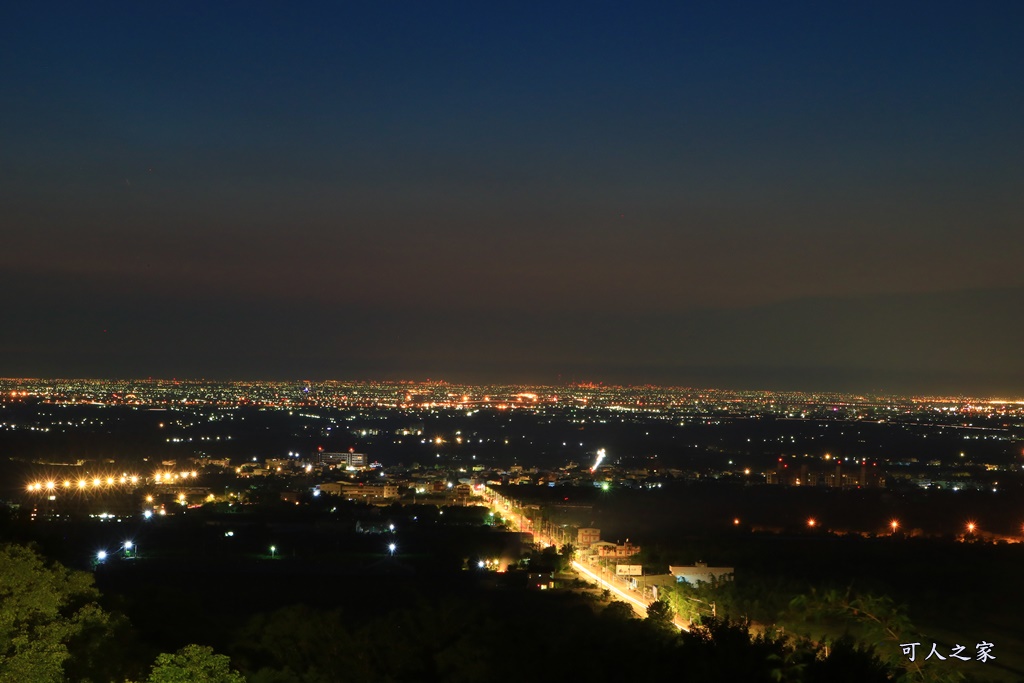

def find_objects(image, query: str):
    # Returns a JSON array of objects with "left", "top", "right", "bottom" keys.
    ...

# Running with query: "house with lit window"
[{"left": 595, "top": 540, "right": 641, "bottom": 558}]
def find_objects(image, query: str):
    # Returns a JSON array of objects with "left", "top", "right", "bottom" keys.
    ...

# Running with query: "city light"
[
  {"left": 96, "top": 550, "right": 107, "bottom": 561},
  {"left": 11, "top": 380, "right": 1024, "bottom": 633}
]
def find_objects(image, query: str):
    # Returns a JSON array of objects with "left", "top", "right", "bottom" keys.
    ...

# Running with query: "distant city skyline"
[
  {"left": 3, "top": 4, "right": 1023, "bottom": 395},
  {"left": 3, "top": 375, "right": 1022, "bottom": 404}
]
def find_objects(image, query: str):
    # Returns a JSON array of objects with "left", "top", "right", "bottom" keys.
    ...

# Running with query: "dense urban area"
[{"left": 2, "top": 378, "right": 1023, "bottom": 682}]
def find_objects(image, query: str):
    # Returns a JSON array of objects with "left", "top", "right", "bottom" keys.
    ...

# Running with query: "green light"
[{"left": 601, "top": 482, "right": 610, "bottom": 491}]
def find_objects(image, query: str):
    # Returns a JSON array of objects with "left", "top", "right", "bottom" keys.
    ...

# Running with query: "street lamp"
[
  {"left": 270, "top": 545, "right": 277, "bottom": 558},
  {"left": 388, "top": 543, "right": 396, "bottom": 556},
  {"left": 890, "top": 520, "right": 899, "bottom": 533},
  {"left": 123, "top": 541, "right": 134, "bottom": 558},
  {"left": 96, "top": 550, "right": 107, "bottom": 562}
]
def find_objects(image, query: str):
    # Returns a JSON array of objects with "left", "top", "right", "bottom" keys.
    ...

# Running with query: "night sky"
[{"left": 3, "top": 2, "right": 1023, "bottom": 394}]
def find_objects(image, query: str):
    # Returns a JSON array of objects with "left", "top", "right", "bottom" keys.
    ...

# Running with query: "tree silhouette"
[
  {"left": 145, "top": 645, "right": 245, "bottom": 683},
  {"left": 602, "top": 601, "right": 636, "bottom": 622},
  {"left": 645, "top": 599, "right": 676, "bottom": 633},
  {"left": 0, "top": 544, "right": 124, "bottom": 683}
]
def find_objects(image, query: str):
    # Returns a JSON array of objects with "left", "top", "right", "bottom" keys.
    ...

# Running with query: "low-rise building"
[
  {"left": 577, "top": 527, "right": 601, "bottom": 548},
  {"left": 319, "top": 482, "right": 398, "bottom": 503},
  {"left": 595, "top": 540, "right": 641, "bottom": 558}
]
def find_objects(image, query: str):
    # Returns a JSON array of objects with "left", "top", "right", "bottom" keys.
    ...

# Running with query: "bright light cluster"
[
  {"left": 153, "top": 471, "right": 197, "bottom": 484},
  {"left": 26, "top": 473, "right": 142, "bottom": 493},
  {"left": 25, "top": 471, "right": 197, "bottom": 495}
]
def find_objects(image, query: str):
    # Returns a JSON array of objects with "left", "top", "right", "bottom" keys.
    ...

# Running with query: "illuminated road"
[
  {"left": 481, "top": 487, "right": 688, "bottom": 631},
  {"left": 572, "top": 560, "right": 649, "bottom": 617}
]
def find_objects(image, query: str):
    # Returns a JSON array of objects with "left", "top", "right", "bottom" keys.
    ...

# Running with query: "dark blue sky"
[{"left": 3, "top": 2, "right": 1023, "bottom": 393}]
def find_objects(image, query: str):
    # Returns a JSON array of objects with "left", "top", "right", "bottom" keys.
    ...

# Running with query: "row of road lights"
[
  {"left": 265, "top": 542, "right": 396, "bottom": 558},
  {"left": 732, "top": 517, "right": 989, "bottom": 535},
  {"left": 801, "top": 517, "right": 983, "bottom": 535},
  {"left": 264, "top": 542, "right": 396, "bottom": 559},
  {"left": 96, "top": 524, "right": 402, "bottom": 565}
]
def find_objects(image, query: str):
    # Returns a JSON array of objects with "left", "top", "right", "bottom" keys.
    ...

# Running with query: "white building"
[{"left": 319, "top": 452, "right": 368, "bottom": 468}]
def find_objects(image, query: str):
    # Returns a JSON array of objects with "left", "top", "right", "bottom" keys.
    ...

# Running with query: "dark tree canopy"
[
  {"left": 0, "top": 544, "right": 121, "bottom": 683},
  {"left": 145, "top": 645, "right": 246, "bottom": 683}
]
